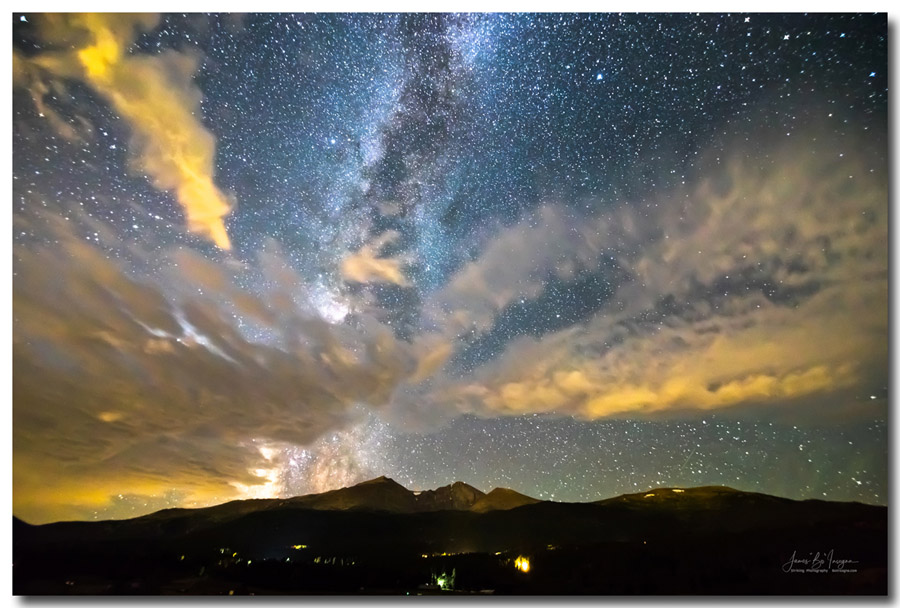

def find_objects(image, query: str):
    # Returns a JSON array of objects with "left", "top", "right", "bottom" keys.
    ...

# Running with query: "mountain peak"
[
  {"left": 355, "top": 475, "right": 407, "bottom": 489},
  {"left": 592, "top": 485, "right": 769, "bottom": 508},
  {"left": 414, "top": 481, "right": 485, "bottom": 511},
  {"left": 470, "top": 487, "right": 541, "bottom": 512}
]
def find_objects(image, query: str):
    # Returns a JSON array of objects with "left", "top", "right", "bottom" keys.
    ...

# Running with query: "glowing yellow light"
[
  {"left": 77, "top": 25, "right": 120, "bottom": 80},
  {"left": 514, "top": 556, "right": 530, "bottom": 573},
  {"left": 291, "top": 544, "right": 307, "bottom": 550},
  {"left": 69, "top": 15, "right": 235, "bottom": 249}
]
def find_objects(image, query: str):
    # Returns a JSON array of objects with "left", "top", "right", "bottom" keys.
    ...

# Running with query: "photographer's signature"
[{"left": 782, "top": 549, "right": 858, "bottom": 573}]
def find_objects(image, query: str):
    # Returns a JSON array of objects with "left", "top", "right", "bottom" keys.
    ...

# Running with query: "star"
[{"left": 10, "top": 12, "right": 888, "bottom": 523}]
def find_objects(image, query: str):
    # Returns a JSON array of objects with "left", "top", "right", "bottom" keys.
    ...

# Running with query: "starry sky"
[{"left": 12, "top": 13, "right": 888, "bottom": 524}]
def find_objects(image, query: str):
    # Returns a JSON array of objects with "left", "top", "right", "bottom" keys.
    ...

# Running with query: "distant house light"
[{"left": 514, "top": 556, "right": 530, "bottom": 572}]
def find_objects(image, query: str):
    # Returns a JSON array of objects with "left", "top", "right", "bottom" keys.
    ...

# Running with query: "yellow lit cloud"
[
  {"left": 340, "top": 230, "right": 409, "bottom": 285},
  {"left": 13, "top": 452, "right": 239, "bottom": 523},
  {"left": 12, "top": 206, "right": 428, "bottom": 523},
  {"left": 428, "top": 124, "right": 887, "bottom": 422},
  {"left": 17, "top": 14, "right": 232, "bottom": 249},
  {"left": 410, "top": 337, "right": 454, "bottom": 383},
  {"left": 475, "top": 263, "right": 884, "bottom": 419}
]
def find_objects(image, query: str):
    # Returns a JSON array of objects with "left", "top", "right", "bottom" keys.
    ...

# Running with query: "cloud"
[
  {"left": 425, "top": 205, "right": 627, "bottom": 337},
  {"left": 14, "top": 14, "right": 233, "bottom": 249},
  {"left": 12, "top": 209, "right": 428, "bottom": 523},
  {"left": 12, "top": 97, "right": 887, "bottom": 523},
  {"left": 340, "top": 230, "right": 411, "bottom": 286},
  {"left": 12, "top": 55, "right": 89, "bottom": 143},
  {"left": 411, "top": 125, "right": 887, "bottom": 421},
  {"left": 466, "top": 284, "right": 876, "bottom": 419}
]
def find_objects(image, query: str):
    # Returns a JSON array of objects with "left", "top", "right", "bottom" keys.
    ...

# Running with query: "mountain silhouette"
[
  {"left": 470, "top": 487, "right": 540, "bottom": 512},
  {"left": 12, "top": 479, "right": 887, "bottom": 595},
  {"left": 412, "top": 480, "right": 486, "bottom": 511},
  {"left": 298, "top": 476, "right": 490, "bottom": 512},
  {"left": 131, "top": 476, "right": 526, "bottom": 522},
  {"left": 285, "top": 475, "right": 419, "bottom": 512}
]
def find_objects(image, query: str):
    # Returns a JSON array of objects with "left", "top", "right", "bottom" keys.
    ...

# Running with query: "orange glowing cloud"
[
  {"left": 340, "top": 230, "right": 410, "bottom": 285},
  {"left": 17, "top": 13, "right": 232, "bottom": 249},
  {"left": 415, "top": 125, "right": 887, "bottom": 422}
]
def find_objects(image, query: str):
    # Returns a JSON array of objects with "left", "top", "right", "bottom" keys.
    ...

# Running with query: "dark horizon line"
[{"left": 14, "top": 476, "right": 887, "bottom": 527}]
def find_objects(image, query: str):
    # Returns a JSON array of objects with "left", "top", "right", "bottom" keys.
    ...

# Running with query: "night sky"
[{"left": 12, "top": 13, "right": 888, "bottom": 524}]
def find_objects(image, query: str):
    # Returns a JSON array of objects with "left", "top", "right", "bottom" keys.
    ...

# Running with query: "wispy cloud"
[
  {"left": 12, "top": 116, "right": 887, "bottom": 522},
  {"left": 14, "top": 14, "right": 233, "bottom": 248},
  {"left": 13, "top": 210, "right": 422, "bottom": 522},
  {"left": 405, "top": 126, "right": 887, "bottom": 421},
  {"left": 340, "top": 230, "right": 411, "bottom": 286}
]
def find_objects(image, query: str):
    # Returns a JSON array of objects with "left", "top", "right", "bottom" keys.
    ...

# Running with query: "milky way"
[{"left": 12, "top": 13, "right": 887, "bottom": 523}]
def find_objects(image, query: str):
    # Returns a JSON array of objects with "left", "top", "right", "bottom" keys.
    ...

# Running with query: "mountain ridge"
[
  {"left": 13, "top": 478, "right": 886, "bottom": 594},
  {"left": 12, "top": 477, "right": 884, "bottom": 527}
]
